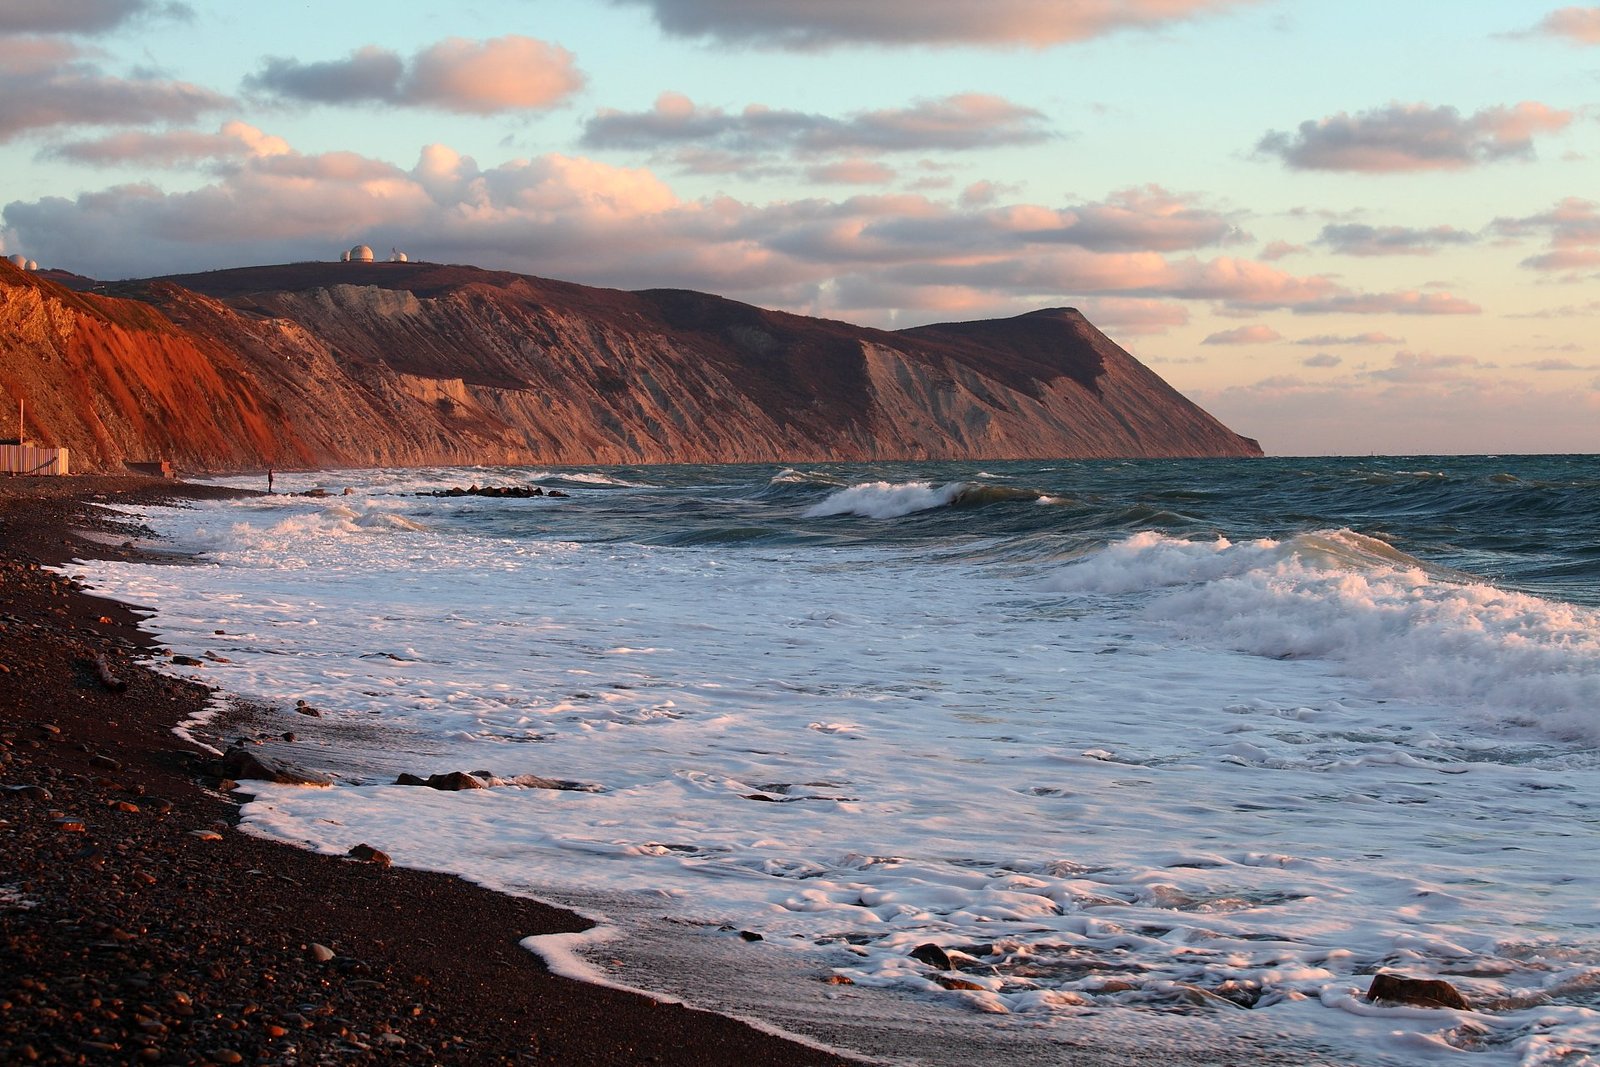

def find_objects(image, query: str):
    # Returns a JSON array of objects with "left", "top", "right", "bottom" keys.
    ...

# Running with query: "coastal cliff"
[{"left": 0, "top": 259, "right": 1261, "bottom": 472}]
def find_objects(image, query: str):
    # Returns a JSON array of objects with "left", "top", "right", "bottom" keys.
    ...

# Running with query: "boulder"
[
  {"left": 219, "top": 746, "right": 332, "bottom": 786},
  {"left": 1365, "top": 972, "right": 1470, "bottom": 1010}
]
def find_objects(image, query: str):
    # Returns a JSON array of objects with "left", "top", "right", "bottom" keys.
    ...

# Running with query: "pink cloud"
[
  {"left": 1257, "top": 101, "right": 1572, "bottom": 172},
  {"left": 244, "top": 36, "right": 584, "bottom": 114},
  {"left": 406, "top": 37, "right": 585, "bottom": 114},
  {"left": 1203, "top": 324, "right": 1283, "bottom": 344},
  {"left": 804, "top": 159, "right": 897, "bottom": 184},
  {"left": 1259, "top": 240, "right": 1305, "bottom": 261},
  {"left": 47, "top": 120, "right": 289, "bottom": 166},
  {"left": 1493, "top": 197, "right": 1600, "bottom": 273},
  {"left": 1302, "top": 353, "right": 1342, "bottom": 368},
  {"left": 609, "top": 0, "right": 1267, "bottom": 49},
  {"left": 0, "top": 137, "right": 1487, "bottom": 329},
  {"left": 1527, "top": 6, "right": 1600, "bottom": 44}
]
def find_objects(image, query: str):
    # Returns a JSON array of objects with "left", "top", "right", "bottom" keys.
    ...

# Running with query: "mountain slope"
[{"left": 1, "top": 259, "right": 1260, "bottom": 472}]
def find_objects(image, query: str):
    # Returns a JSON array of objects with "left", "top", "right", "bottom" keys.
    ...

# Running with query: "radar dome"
[
  {"left": 389, "top": 250, "right": 408, "bottom": 263},
  {"left": 6, "top": 254, "right": 25, "bottom": 269},
  {"left": 25, "top": 260, "right": 37, "bottom": 271},
  {"left": 349, "top": 244, "right": 374, "bottom": 262}
]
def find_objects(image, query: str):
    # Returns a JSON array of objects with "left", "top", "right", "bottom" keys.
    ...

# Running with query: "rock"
[
  {"left": 89, "top": 753, "right": 123, "bottom": 772},
  {"left": 738, "top": 930, "right": 763, "bottom": 942},
  {"left": 308, "top": 943, "right": 335, "bottom": 963},
  {"left": 220, "top": 746, "right": 332, "bottom": 786},
  {"left": 823, "top": 974, "right": 855, "bottom": 986},
  {"left": 52, "top": 817, "right": 88, "bottom": 833},
  {"left": 347, "top": 843, "right": 392, "bottom": 866},
  {"left": 1365, "top": 972, "right": 1470, "bottom": 1010},
  {"left": 424, "top": 771, "right": 486, "bottom": 791},
  {"left": 933, "top": 975, "right": 985, "bottom": 991},
  {"left": 909, "top": 943, "right": 952, "bottom": 971},
  {"left": 2, "top": 784, "right": 51, "bottom": 802},
  {"left": 394, "top": 773, "right": 428, "bottom": 787},
  {"left": 171, "top": 654, "right": 203, "bottom": 667},
  {"left": 188, "top": 829, "right": 223, "bottom": 841}
]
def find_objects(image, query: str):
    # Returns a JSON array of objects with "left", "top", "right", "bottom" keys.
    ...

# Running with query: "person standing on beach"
[{"left": 267, "top": 468, "right": 274, "bottom": 494}]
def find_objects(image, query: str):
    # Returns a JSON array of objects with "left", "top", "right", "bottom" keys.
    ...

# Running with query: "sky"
[{"left": 1, "top": 0, "right": 1597, "bottom": 456}]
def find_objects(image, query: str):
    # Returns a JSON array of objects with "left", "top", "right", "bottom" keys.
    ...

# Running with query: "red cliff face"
[{"left": 0, "top": 259, "right": 1261, "bottom": 472}]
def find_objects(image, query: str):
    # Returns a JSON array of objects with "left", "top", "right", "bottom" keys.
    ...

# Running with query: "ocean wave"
[
  {"left": 1046, "top": 530, "right": 1600, "bottom": 741},
  {"left": 803, "top": 480, "right": 1042, "bottom": 520}
]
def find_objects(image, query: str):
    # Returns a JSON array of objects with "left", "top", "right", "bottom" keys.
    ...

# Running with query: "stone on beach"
[{"left": 219, "top": 745, "right": 332, "bottom": 787}]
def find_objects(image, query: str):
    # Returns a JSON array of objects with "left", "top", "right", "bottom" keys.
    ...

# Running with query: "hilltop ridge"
[{"left": 1, "top": 258, "right": 1261, "bottom": 472}]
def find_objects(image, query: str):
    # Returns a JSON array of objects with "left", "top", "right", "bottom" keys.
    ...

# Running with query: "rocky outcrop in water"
[{"left": 0, "top": 258, "right": 1261, "bottom": 472}]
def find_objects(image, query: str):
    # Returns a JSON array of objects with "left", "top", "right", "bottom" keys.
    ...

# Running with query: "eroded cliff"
[{"left": 0, "top": 259, "right": 1261, "bottom": 472}]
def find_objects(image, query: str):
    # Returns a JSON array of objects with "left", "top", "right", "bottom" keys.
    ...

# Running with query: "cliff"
[{"left": 0, "top": 258, "right": 1261, "bottom": 472}]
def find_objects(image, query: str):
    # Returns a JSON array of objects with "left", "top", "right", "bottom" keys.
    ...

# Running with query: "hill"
[{"left": 0, "top": 258, "right": 1260, "bottom": 472}]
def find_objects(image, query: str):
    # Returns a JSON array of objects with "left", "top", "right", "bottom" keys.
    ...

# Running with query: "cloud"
[
  {"left": 1491, "top": 197, "right": 1600, "bottom": 273},
  {"left": 0, "top": 39, "right": 229, "bottom": 141},
  {"left": 1018, "top": 185, "right": 1249, "bottom": 252},
  {"left": 581, "top": 92, "right": 1052, "bottom": 161},
  {"left": 1521, "top": 357, "right": 1597, "bottom": 370},
  {"left": 0, "top": 0, "right": 188, "bottom": 35},
  {"left": 1302, "top": 352, "right": 1342, "bottom": 367},
  {"left": 1523, "top": 6, "right": 1600, "bottom": 44},
  {"left": 1203, "top": 324, "right": 1282, "bottom": 344},
  {"left": 1295, "top": 331, "right": 1403, "bottom": 345},
  {"left": 608, "top": 0, "right": 1266, "bottom": 49},
  {"left": 1259, "top": 240, "right": 1305, "bottom": 261},
  {"left": 1257, "top": 101, "right": 1572, "bottom": 172},
  {"left": 1366, "top": 351, "right": 1484, "bottom": 383},
  {"left": 2, "top": 138, "right": 1475, "bottom": 328},
  {"left": 1293, "top": 291, "right": 1481, "bottom": 315},
  {"left": 804, "top": 159, "right": 896, "bottom": 184},
  {"left": 45, "top": 120, "right": 289, "bottom": 166},
  {"left": 1315, "top": 222, "right": 1477, "bottom": 256},
  {"left": 244, "top": 36, "right": 584, "bottom": 114}
]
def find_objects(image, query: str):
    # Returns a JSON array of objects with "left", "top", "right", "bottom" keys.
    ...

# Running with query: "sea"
[{"left": 69, "top": 456, "right": 1600, "bottom": 1066}]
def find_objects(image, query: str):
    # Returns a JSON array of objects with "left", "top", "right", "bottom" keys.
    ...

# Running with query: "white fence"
[{"left": 1, "top": 444, "right": 70, "bottom": 475}]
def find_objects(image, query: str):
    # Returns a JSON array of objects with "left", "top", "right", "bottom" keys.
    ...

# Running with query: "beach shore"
[{"left": 0, "top": 476, "right": 859, "bottom": 1065}]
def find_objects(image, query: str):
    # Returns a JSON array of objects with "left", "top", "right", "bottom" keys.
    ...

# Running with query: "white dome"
[
  {"left": 349, "top": 244, "right": 374, "bottom": 262},
  {"left": 389, "top": 251, "right": 408, "bottom": 263},
  {"left": 5, "top": 254, "right": 25, "bottom": 268},
  {"left": 340, "top": 250, "right": 351, "bottom": 262},
  {"left": 25, "top": 260, "right": 36, "bottom": 271}
]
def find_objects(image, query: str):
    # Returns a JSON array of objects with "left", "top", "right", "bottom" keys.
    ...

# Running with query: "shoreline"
[{"left": 0, "top": 476, "right": 860, "bottom": 1065}]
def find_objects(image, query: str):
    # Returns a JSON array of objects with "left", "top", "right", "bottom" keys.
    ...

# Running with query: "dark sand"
[{"left": 0, "top": 476, "right": 860, "bottom": 1065}]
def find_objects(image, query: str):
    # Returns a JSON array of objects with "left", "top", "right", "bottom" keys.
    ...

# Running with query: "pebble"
[
  {"left": 188, "top": 829, "right": 223, "bottom": 842},
  {"left": 308, "top": 943, "right": 335, "bottom": 963}
]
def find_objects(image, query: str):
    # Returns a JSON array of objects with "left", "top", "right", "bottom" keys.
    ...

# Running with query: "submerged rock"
[{"left": 909, "top": 943, "right": 952, "bottom": 971}]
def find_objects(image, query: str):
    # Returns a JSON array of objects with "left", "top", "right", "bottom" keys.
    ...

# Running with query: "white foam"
[
  {"left": 803, "top": 480, "right": 962, "bottom": 519},
  {"left": 69, "top": 482, "right": 1600, "bottom": 1067}
]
